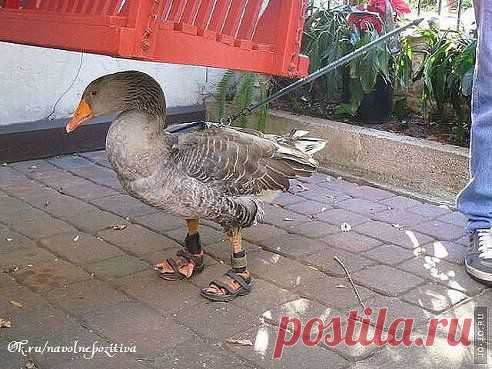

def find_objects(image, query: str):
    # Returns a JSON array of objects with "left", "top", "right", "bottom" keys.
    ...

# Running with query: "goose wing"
[{"left": 168, "top": 125, "right": 319, "bottom": 196}]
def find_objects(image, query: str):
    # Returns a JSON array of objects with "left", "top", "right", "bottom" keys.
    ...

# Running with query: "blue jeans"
[{"left": 457, "top": 0, "right": 492, "bottom": 232}]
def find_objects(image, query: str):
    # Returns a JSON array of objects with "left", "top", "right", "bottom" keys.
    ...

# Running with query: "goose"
[{"left": 66, "top": 70, "right": 326, "bottom": 302}]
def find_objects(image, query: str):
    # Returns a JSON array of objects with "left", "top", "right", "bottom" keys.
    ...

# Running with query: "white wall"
[{"left": 0, "top": 42, "right": 224, "bottom": 126}]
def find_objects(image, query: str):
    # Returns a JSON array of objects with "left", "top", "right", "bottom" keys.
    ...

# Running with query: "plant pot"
[{"left": 357, "top": 77, "right": 393, "bottom": 123}]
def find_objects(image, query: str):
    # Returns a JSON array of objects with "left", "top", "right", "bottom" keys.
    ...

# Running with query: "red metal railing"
[{"left": 0, "top": 0, "right": 309, "bottom": 77}]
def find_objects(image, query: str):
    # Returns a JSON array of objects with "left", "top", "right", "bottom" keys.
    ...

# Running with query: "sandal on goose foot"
[
  {"left": 200, "top": 270, "right": 254, "bottom": 302},
  {"left": 154, "top": 248, "right": 204, "bottom": 281}
]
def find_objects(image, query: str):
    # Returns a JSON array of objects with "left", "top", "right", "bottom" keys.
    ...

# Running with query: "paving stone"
[
  {"left": 79, "top": 150, "right": 107, "bottom": 162},
  {"left": 319, "top": 316, "right": 385, "bottom": 361},
  {"left": 421, "top": 240, "right": 467, "bottom": 265},
  {"left": 351, "top": 329, "right": 475, "bottom": 369},
  {"left": 318, "top": 208, "right": 371, "bottom": 227},
  {"left": 408, "top": 203, "right": 451, "bottom": 218},
  {"left": 411, "top": 220, "right": 465, "bottom": 241},
  {"left": 230, "top": 278, "right": 298, "bottom": 315},
  {"left": 285, "top": 221, "right": 338, "bottom": 239},
  {"left": 336, "top": 198, "right": 388, "bottom": 216},
  {"left": 262, "top": 204, "right": 311, "bottom": 229},
  {"left": 45, "top": 278, "right": 130, "bottom": 315},
  {"left": 84, "top": 302, "right": 193, "bottom": 353},
  {"left": 30, "top": 169, "right": 92, "bottom": 189},
  {"left": 317, "top": 178, "right": 360, "bottom": 192},
  {"left": 437, "top": 211, "right": 467, "bottom": 227},
  {"left": 205, "top": 239, "right": 261, "bottom": 262},
  {"left": 355, "top": 221, "right": 434, "bottom": 249},
  {"left": 372, "top": 208, "right": 430, "bottom": 227},
  {"left": 114, "top": 270, "right": 203, "bottom": 315},
  {"left": 0, "top": 282, "right": 51, "bottom": 316},
  {"left": 133, "top": 212, "right": 184, "bottom": 233},
  {"left": 359, "top": 294, "right": 437, "bottom": 330},
  {"left": 285, "top": 200, "right": 332, "bottom": 215},
  {"left": 48, "top": 155, "right": 94, "bottom": 169},
  {"left": 400, "top": 282, "right": 469, "bottom": 313},
  {"left": 346, "top": 185, "right": 395, "bottom": 201},
  {"left": 397, "top": 256, "right": 487, "bottom": 296},
  {"left": 0, "top": 246, "right": 57, "bottom": 270},
  {"left": 140, "top": 246, "right": 218, "bottom": 269},
  {"left": 5, "top": 305, "right": 81, "bottom": 341},
  {"left": 85, "top": 255, "right": 149, "bottom": 280},
  {"left": 0, "top": 223, "right": 36, "bottom": 254},
  {"left": 258, "top": 233, "right": 329, "bottom": 257},
  {"left": 300, "top": 173, "right": 333, "bottom": 184},
  {"left": 352, "top": 265, "right": 425, "bottom": 296},
  {"left": 6, "top": 184, "right": 61, "bottom": 208},
  {"left": 90, "top": 194, "right": 159, "bottom": 218},
  {"left": 262, "top": 297, "right": 339, "bottom": 326},
  {"left": 174, "top": 302, "right": 259, "bottom": 341},
  {"left": 322, "top": 231, "right": 382, "bottom": 253},
  {"left": 98, "top": 224, "right": 180, "bottom": 255},
  {"left": 6, "top": 208, "right": 76, "bottom": 239},
  {"left": 247, "top": 251, "right": 324, "bottom": 289},
  {"left": 362, "top": 244, "right": 418, "bottom": 265},
  {"left": 380, "top": 196, "right": 422, "bottom": 209},
  {"left": 294, "top": 275, "right": 375, "bottom": 310},
  {"left": 189, "top": 262, "right": 232, "bottom": 289},
  {"left": 148, "top": 336, "right": 252, "bottom": 369},
  {"left": 40, "top": 232, "right": 123, "bottom": 265},
  {"left": 10, "top": 159, "right": 57, "bottom": 172},
  {"left": 60, "top": 182, "right": 119, "bottom": 200},
  {"left": 50, "top": 353, "right": 149, "bottom": 369},
  {"left": 298, "top": 188, "right": 352, "bottom": 204},
  {"left": 68, "top": 165, "right": 119, "bottom": 186},
  {"left": 13, "top": 258, "right": 91, "bottom": 292},
  {"left": 436, "top": 289, "right": 492, "bottom": 342},
  {"left": 165, "top": 225, "right": 226, "bottom": 246},
  {"left": 268, "top": 192, "right": 304, "bottom": 207},
  {"left": 36, "top": 193, "right": 97, "bottom": 218},
  {"left": 226, "top": 324, "right": 348, "bottom": 369},
  {"left": 0, "top": 195, "right": 33, "bottom": 217},
  {"left": 302, "top": 247, "right": 376, "bottom": 276},
  {"left": 64, "top": 209, "right": 130, "bottom": 233},
  {"left": 242, "top": 223, "right": 288, "bottom": 243}
]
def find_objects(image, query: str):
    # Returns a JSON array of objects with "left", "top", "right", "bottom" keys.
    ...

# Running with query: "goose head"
[{"left": 66, "top": 70, "right": 166, "bottom": 133}]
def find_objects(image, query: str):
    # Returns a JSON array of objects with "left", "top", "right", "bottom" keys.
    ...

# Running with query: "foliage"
[
  {"left": 298, "top": 4, "right": 413, "bottom": 116},
  {"left": 411, "top": 28, "right": 476, "bottom": 145},
  {"left": 416, "top": 28, "right": 476, "bottom": 123},
  {"left": 214, "top": 71, "right": 269, "bottom": 131}
]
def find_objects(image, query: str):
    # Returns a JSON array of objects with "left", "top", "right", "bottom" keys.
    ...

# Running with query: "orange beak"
[{"left": 66, "top": 99, "right": 94, "bottom": 133}]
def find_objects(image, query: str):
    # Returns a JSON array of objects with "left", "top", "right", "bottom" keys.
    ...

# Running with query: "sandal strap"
[
  {"left": 176, "top": 248, "right": 203, "bottom": 266},
  {"left": 166, "top": 257, "right": 181, "bottom": 273},
  {"left": 225, "top": 270, "right": 251, "bottom": 290},
  {"left": 209, "top": 279, "right": 236, "bottom": 295}
]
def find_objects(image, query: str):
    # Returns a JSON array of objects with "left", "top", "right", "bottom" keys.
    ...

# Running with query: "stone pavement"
[{"left": 0, "top": 151, "right": 490, "bottom": 369}]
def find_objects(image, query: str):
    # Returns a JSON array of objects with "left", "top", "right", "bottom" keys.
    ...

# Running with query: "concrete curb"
[{"left": 208, "top": 106, "right": 470, "bottom": 203}]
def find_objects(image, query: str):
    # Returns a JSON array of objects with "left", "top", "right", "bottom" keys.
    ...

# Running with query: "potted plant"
[{"left": 300, "top": 0, "right": 412, "bottom": 122}]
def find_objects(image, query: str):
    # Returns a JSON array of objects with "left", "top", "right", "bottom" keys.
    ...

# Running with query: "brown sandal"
[
  {"left": 200, "top": 270, "right": 254, "bottom": 302},
  {"left": 155, "top": 249, "right": 205, "bottom": 281}
]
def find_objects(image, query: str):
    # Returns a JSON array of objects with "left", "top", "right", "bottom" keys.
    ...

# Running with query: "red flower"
[
  {"left": 367, "top": 0, "right": 411, "bottom": 17},
  {"left": 348, "top": 13, "right": 383, "bottom": 34}
]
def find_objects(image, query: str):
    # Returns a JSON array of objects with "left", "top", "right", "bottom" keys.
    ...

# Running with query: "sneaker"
[{"left": 465, "top": 229, "right": 492, "bottom": 285}]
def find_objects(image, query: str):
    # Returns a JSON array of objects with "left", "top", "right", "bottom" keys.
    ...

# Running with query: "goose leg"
[
  {"left": 154, "top": 218, "right": 204, "bottom": 279},
  {"left": 200, "top": 229, "right": 254, "bottom": 301}
]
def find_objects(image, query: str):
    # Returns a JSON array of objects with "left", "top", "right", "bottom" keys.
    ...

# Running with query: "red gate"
[{"left": 0, "top": 0, "right": 309, "bottom": 77}]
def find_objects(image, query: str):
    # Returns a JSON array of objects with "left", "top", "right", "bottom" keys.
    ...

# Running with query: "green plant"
[
  {"left": 214, "top": 71, "right": 269, "bottom": 131},
  {"left": 416, "top": 28, "right": 476, "bottom": 123}
]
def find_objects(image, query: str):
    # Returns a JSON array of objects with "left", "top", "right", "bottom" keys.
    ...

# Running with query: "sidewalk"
[{"left": 0, "top": 151, "right": 489, "bottom": 369}]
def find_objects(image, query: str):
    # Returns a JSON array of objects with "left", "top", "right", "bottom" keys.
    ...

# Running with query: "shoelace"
[{"left": 476, "top": 229, "right": 492, "bottom": 259}]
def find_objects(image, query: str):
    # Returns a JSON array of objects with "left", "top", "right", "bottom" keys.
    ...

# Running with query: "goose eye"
[{"left": 90, "top": 91, "right": 97, "bottom": 96}]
